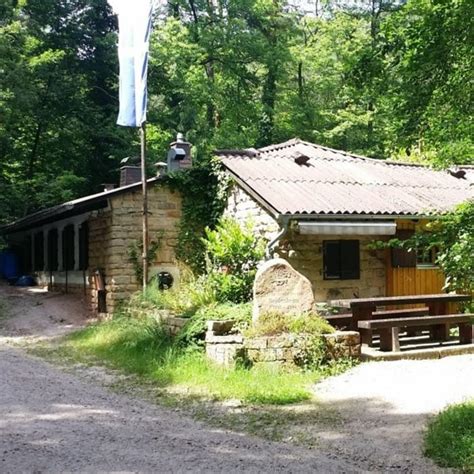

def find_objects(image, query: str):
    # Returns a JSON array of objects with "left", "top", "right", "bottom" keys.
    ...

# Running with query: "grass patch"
[
  {"left": 245, "top": 311, "right": 334, "bottom": 338},
  {"left": 62, "top": 315, "right": 318, "bottom": 405},
  {"left": 425, "top": 400, "right": 474, "bottom": 472}
]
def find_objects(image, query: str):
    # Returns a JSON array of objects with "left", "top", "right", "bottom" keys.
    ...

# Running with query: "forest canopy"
[{"left": 0, "top": 0, "right": 472, "bottom": 222}]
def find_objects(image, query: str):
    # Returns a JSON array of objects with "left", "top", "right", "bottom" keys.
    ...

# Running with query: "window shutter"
[
  {"left": 340, "top": 240, "right": 360, "bottom": 280},
  {"left": 323, "top": 241, "right": 341, "bottom": 279}
]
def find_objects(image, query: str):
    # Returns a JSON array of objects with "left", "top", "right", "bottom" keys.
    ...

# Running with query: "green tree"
[
  {"left": 0, "top": 0, "right": 135, "bottom": 222},
  {"left": 405, "top": 202, "right": 474, "bottom": 299},
  {"left": 380, "top": 0, "right": 474, "bottom": 165}
]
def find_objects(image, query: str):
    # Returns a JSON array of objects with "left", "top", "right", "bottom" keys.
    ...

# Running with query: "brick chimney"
[{"left": 119, "top": 165, "right": 141, "bottom": 186}]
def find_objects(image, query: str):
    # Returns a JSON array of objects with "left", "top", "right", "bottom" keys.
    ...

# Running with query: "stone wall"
[
  {"left": 88, "top": 206, "right": 114, "bottom": 313},
  {"left": 244, "top": 331, "right": 361, "bottom": 368},
  {"left": 87, "top": 184, "right": 182, "bottom": 315},
  {"left": 224, "top": 184, "right": 280, "bottom": 242},
  {"left": 224, "top": 184, "right": 387, "bottom": 302},
  {"left": 205, "top": 320, "right": 245, "bottom": 366},
  {"left": 283, "top": 232, "right": 386, "bottom": 302},
  {"left": 204, "top": 323, "right": 361, "bottom": 367},
  {"left": 323, "top": 331, "right": 361, "bottom": 359}
]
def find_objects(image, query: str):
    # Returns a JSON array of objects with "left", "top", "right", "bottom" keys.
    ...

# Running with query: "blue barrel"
[{"left": 0, "top": 250, "right": 19, "bottom": 279}]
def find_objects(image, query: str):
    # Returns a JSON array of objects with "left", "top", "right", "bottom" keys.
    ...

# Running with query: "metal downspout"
[{"left": 265, "top": 217, "right": 290, "bottom": 260}]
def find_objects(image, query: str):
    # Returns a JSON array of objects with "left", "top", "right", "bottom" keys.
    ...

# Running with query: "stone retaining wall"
[
  {"left": 204, "top": 320, "right": 245, "bottom": 366},
  {"left": 244, "top": 334, "right": 297, "bottom": 368},
  {"left": 324, "top": 331, "right": 361, "bottom": 359},
  {"left": 147, "top": 310, "right": 188, "bottom": 336},
  {"left": 204, "top": 322, "right": 361, "bottom": 367}
]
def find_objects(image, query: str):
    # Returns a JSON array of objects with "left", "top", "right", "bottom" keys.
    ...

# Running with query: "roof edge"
[{"left": 1, "top": 176, "right": 163, "bottom": 234}]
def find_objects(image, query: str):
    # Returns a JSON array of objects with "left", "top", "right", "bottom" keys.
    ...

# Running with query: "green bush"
[
  {"left": 425, "top": 401, "right": 474, "bottom": 472},
  {"left": 205, "top": 272, "right": 254, "bottom": 304},
  {"left": 136, "top": 268, "right": 218, "bottom": 317},
  {"left": 133, "top": 217, "right": 266, "bottom": 317},
  {"left": 203, "top": 217, "right": 266, "bottom": 303},
  {"left": 168, "top": 161, "right": 230, "bottom": 274}
]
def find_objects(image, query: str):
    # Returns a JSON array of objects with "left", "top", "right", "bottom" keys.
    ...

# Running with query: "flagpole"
[{"left": 140, "top": 122, "right": 149, "bottom": 291}]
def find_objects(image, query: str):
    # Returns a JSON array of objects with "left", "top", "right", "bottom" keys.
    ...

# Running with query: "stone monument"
[{"left": 252, "top": 258, "right": 314, "bottom": 323}]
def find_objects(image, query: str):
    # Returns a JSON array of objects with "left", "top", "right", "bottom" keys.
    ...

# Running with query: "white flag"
[{"left": 108, "top": 0, "right": 155, "bottom": 127}]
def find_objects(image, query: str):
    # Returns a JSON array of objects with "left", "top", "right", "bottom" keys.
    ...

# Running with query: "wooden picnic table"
[{"left": 332, "top": 293, "right": 471, "bottom": 342}]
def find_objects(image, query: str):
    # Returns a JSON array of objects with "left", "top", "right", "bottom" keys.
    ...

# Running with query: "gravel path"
[
  {"left": 0, "top": 284, "right": 87, "bottom": 341},
  {"left": 0, "top": 285, "right": 353, "bottom": 473},
  {"left": 312, "top": 356, "right": 474, "bottom": 472},
  {"left": 0, "top": 345, "right": 352, "bottom": 473},
  {"left": 1, "top": 284, "right": 473, "bottom": 472}
]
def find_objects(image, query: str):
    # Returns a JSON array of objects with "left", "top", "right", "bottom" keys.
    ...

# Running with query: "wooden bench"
[
  {"left": 358, "top": 314, "right": 474, "bottom": 352},
  {"left": 326, "top": 307, "right": 429, "bottom": 331},
  {"left": 348, "top": 294, "right": 471, "bottom": 337}
]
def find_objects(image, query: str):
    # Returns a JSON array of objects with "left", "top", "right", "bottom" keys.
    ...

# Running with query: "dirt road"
[
  {"left": 0, "top": 283, "right": 87, "bottom": 342},
  {"left": 1, "top": 284, "right": 473, "bottom": 472},
  {"left": 0, "top": 345, "right": 353, "bottom": 473},
  {"left": 0, "top": 286, "right": 352, "bottom": 472}
]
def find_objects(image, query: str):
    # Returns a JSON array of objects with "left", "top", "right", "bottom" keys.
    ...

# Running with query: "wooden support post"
[
  {"left": 360, "top": 328, "right": 373, "bottom": 346},
  {"left": 351, "top": 304, "right": 376, "bottom": 345},
  {"left": 459, "top": 323, "right": 474, "bottom": 345},
  {"left": 379, "top": 328, "right": 391, "bottom": 351},
  {"left": 391, "top": 327, "right": 400, "bottom": 352},
  {"left": 428, "top": 302, "right": 450, "bottom": 341},
  {"left": 379, "top": 327, "right": 400, "bottom": 352}
]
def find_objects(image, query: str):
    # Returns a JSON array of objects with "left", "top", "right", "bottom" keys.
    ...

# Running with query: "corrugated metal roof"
[
  {"left": 0, "top": 176, "right": 162, "bottom": 234},
  {"left": 217, "top": 139, "right": 474, "bottom": 216}
]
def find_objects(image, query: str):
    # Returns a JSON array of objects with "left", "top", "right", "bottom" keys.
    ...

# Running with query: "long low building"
[{"left": 0, "top": 135, "right": 192, "bottom": 315}]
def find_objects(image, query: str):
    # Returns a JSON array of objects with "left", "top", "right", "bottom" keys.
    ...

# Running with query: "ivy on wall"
[
  {"left": 167, "top": 159, "right": 230, "bottom": 273},
  {"left": 127, "top": 232, "right": 164, "bottom": 285}
]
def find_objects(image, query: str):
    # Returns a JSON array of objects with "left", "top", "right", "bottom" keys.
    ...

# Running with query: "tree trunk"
[{"left": 258, "top": 65, "right": 277, "bottom": 146}]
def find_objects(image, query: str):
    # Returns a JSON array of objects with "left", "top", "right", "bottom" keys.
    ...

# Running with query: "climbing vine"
[
  {"left": 127, "top": 231, "right": 164, "bottom": 285},
  {"left": 167, "top": 158, "right": 230, "bottom": 273}
]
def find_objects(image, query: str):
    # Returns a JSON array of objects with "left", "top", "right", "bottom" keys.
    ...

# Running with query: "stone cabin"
[
  {"left": 0, "top": 136, "right": 192, "bottom": 315},
  {"left": 2, "top": 136, "right": 472, "bottom": 313},
  {"left": 217, "top": 139, "right": 474, "bottom": 302}
]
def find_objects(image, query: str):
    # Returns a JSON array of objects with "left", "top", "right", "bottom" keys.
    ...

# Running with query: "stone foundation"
[
  {"left": 205, "top": 320, "right": 245, "bottom": 366},
  {"left": 164, "top": 317, "right": 188, "bottom": 336},
  {"left": 244, "top": 334, "right": 297, "bottom": 367},
  {"left": 205, "top": 334, "right": 245, "bottom": 366},
  {"left": 324, "top": 331, "right": 361, "bottom": 359}
]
